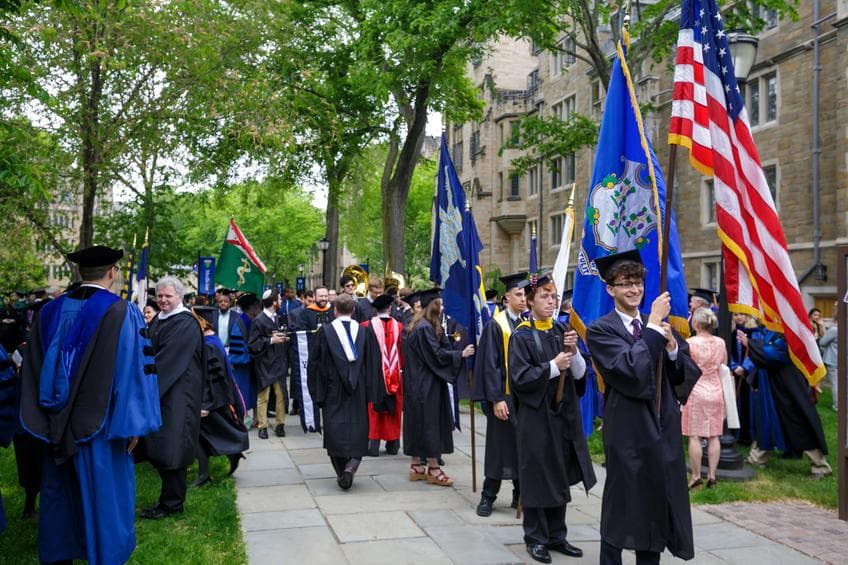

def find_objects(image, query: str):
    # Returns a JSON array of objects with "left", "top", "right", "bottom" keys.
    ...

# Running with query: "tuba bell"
[
  {"left": 341, "top": 264, "right": 369, "bottom": 297},
  {"left": 384, "top": 268, "right": 406, "bottom": 294}
]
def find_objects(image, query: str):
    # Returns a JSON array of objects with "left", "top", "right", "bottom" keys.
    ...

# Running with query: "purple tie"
[{"left": 631, "top": 319, "right": 642, "bottom": 340}]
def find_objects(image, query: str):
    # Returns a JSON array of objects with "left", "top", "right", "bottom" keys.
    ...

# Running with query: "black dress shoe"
[
  {"left": 475, "top": 496, "right": 494, "bottom": 517},
  {"left": 140, "top": 504, "right": 183, "bottom": 520},
  {"left": 385, "top": 439, "right": 400, "bottom": 455},
  {"left": 526, "top": 544, "right": 552, "bottom": 563},
  {"left": 338, "top": 470, "right": 353, "bottom": 490},
  {"left": 274, "top": 424, "right": 286, "bottom": 437},
  {"left": 257, "top": 428, "right": 268, "bottom": 439},
  {"left": 367, "top": 440, "right": 380, "bottom": 457},
  {"left": 548, "top": 540, "right": 583, "bottom": 558},
  {"left": 192, "top": 474, "right": 211, "bottom": 487}
]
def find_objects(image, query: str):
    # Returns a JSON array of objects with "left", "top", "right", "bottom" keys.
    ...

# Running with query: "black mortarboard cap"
[
  {"left": 404, "top": 291, "right": 421, "bottom": 306},
  {"left": 561, "top": 288, "right": 574, "bottom": 300},
  {"left": 66, "top": 245, "right": 123, "bottom": 268},
  {"left": 499, "top": 271, "right": 529, "bottom": 291},
  {"left": 528, "top": 272, "right": 554, "bottom": 291},
  {"left": 236, "top": 292, "right": 259, "bottom": 309},
  {"left": 690, "top": 288, "right": 716, "bottom": 304},
  {"left": 216, "top": 287, "right": 232, "bottom": 296},
  {"left": 417, "top": 288, "right": 442, "bottom": 308},
  {"left": 372, "top": 294, "right": 395, "bottom": 311},
  {"left": 594, "top": 249, "right": 643, "bottom": 282}
]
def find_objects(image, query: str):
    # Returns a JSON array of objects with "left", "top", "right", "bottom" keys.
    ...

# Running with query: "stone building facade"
[{"left": 447, "top": 2, "right": 847, "bottom": 317}]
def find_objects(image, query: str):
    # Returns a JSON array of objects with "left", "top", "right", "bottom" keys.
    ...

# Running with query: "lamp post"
[
  {"left": 316, "top": 236, "right": 330, "bottom": 286},
  {"left": 708, "top": 29, "right": 759, "bottom": 483}
]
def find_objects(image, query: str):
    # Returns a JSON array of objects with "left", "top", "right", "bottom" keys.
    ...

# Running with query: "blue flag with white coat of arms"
[{"left": 571, "top": 31, "right": 690, "bottom": 342}]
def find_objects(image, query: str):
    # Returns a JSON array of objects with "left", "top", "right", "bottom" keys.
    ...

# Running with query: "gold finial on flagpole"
[
  {"left": 623, "top": 0, "right": 633, "bottom": 30},
  {"left": 567, "top": 182, "right": 577, "bottom": 209}
]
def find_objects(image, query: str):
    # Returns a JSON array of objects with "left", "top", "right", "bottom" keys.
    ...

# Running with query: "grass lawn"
[
  {"left": 586, "top": 388, "right": 839, "bottom": 509},
  {"left": 0, "top": 450, "right": 246, "bottom": 564}
]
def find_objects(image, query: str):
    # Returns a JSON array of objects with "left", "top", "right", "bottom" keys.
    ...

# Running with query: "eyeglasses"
[
  {"left": 344, "top": 283, "right": 355, "bottom": 288},
  {"left": 609, "top": 281, "right": 644, "bottom": 290}
]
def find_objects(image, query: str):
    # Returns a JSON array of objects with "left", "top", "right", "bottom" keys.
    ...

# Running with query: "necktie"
[
  {"left": 342, "top": 320, "right": 358, "bottom": 360},
  {"left": 631, "top": 318, "right": 642, "bottom": 340}
]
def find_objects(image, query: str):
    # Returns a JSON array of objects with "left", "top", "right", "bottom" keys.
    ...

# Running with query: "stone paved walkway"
[{"left": 234, "top": 409, "right": 835, "bottom": 564}]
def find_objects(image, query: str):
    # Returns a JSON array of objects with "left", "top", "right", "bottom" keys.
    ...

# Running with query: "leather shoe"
[
  {"left": 385, "top": 439, "right": 400, "bottom": 455},
  {"left": 338, "top": 470, "right": 354, "bottom": 490},
  {"left": 257, "top": 428, "right": 268, "bottom": 439},
  {"left": 526, "top": 544, "right": 552, "bottom": 563},
  {"left": 475, "top": 496, "right": 494, "bottom": 517},
  {"left": 274, "top": 424, "right": 286, "bottom": 437},
  {"left": 367, "top": 440, "right": 380, "bottom": 457},
  {"left": 548, "top": 540, "right": 583, "bottom": 558},
  {"left": 140, "top": 504, "right": 183, "bottom": 520}
]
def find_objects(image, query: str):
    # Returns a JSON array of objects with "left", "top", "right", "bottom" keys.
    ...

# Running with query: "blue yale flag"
[
  {"left": 430, "top": 135, "right": 490, "bottom": 343},
  {"left": 571, "top": 30, "right": 689, "bottom": 341}
]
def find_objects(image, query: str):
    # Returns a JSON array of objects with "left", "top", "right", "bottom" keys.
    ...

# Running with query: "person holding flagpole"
[{"left": 508, "top": 273, "right": 595, "bottom": 563}]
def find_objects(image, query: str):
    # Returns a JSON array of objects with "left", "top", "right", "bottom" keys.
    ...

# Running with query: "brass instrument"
[
  {"left": 341, "top": 264, "right": 368, "bottom": 297},
  {"left": 384, "top": 270, "right": 406, "bottom": 293}
]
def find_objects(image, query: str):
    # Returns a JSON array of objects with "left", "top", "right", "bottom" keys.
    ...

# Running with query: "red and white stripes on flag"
[{"left": 668, "top": 0, "right": 824, "bottom": 384}]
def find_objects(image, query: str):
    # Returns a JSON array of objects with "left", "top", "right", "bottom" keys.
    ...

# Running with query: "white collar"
[
  {"left": 615, "top": 308, "right": 642, "bottom": 328},
  {"left": 158, "top": 303, "right": 189, "bottom": 320},
  {"left": 80, "top": 283, "right": 108, "bottom": 290},
  {"left": 263, "top": 307, "right": 276, "bottom": 320},
  {"left": 335, "top": 315, "right": 353, "bottom": 322},
  {"left": 506, "top": 309, "right": 522, "bottom": 322}
]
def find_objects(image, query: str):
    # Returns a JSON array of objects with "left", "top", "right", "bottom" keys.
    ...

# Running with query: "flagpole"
[{"left": 465, "top": 199, "right": 478, "bottom": 494}]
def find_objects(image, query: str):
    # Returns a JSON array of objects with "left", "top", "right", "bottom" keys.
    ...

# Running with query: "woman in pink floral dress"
[{"left": 682, "top": 307, "right": 726, "bottom": 488}]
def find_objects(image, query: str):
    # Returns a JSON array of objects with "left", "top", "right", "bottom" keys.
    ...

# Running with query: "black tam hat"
[
  {"left": 594, "top": 249, "right": 644, "bottom": 282},
  {"left": 417, "top": 288, "right": 442, "bottom": 308},
  {"left": 66, "top": 245, "right": 123, "bottom": 268},
  {"left": 372, "top": 294, "right": 394, "bottom": 311},
  {"left": 499, "top": 272, "right": 529, "bottom": 291},
  {"left": 689, "top": 288, "right": 716, "bottom": 304},
  {"left": 528, "top": 272, "right": 554, "bottom": 292}
]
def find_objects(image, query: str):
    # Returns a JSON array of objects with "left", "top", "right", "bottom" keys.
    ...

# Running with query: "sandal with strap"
[
  {"left": 409, "top": 463, "right": 428, "bottom": 481},
  {"left": 426, "top": 467, "right": 454, "bottom": 487}
]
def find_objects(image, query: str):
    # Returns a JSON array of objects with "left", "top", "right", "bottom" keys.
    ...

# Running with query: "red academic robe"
[{"left": 362, "top": 317, "right": 403, "bottom": 440}]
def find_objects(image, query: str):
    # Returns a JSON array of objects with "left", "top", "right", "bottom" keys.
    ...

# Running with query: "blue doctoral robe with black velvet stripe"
[{"left": 19, "top": 287, "right": 161, "bottom": 565}]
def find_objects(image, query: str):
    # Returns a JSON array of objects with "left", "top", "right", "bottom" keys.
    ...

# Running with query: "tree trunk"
[
  {"left": 323, "top": 175, "right": 341, "bottom": 288},
  {"left": 381, "top": 83, "right": 430, "bottom": 274},
  {"left": 76, "top": 37, "right": 104, "bottom": 250}
]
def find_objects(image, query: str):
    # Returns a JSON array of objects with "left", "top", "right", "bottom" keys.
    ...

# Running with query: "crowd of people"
[{"left": 0, "top": 244, "right": 838, "bottom": 564}]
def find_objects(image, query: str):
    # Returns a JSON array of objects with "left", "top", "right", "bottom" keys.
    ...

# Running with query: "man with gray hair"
[{"left": 139, "top": 276, "right": 205, "bottom": 519}]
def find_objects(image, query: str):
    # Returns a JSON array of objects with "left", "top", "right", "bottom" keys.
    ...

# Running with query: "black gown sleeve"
[
  {"left": 473, "top": 322, "right": 507, "bottom": 403},
  {"left": 508, "top": 331, "right": 552, "bottom": 410},
  {"left": 412, "top": 323, "right": 463, "bottom": 383},
  {"left": 154, "top": 315, "right": 204, "bottom": 399}
]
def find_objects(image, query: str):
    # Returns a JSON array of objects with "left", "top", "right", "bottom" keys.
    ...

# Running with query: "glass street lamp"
[
  {"left": 316, "top": 236, "right": 330, "bottom": 286},
  {"left": 726, "top": 30, "right": 759, "bottom": 84}
]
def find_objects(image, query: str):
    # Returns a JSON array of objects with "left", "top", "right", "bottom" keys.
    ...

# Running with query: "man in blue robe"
[{"left": 19, "top": 245, "right": 161, "bottom": 565}]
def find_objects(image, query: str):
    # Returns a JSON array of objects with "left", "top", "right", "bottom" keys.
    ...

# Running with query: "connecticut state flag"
[{"left": 571, "top": 30, "right": 689, "bottom": 341}]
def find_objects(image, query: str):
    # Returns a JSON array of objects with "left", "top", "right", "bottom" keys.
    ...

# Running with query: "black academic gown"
[
  {"left": 747, "top": 331, "right": 827, "bottom": 454},
  {"left": 143, "top": 310, "right": 205, "bottom": 470},
  {"left": 307, "top": 321, "right": 386, "bottom": 458},
  {"left": 247, "top": 311, "right": 287, "bottom": 390},
  {"left": 354, "top": 297, "right": 375, "bottom": 323},
  {"left": 473, "top": 314, "right": 520, "bottom": 481},
  {"left": 508, "top": 321, "right": 596, "bottom": 508},
  {"left": 586, "top": 310, "right": 701, "bottom": 560},
  {"left": 199, "top": 337, "right": 249, "bottom": 456},
  {"left": 401, "top": 319, "right": 464, "bottom": 457}
]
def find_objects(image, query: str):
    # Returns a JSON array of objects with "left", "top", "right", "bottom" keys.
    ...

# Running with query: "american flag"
[{"left": 669, "top": 0, "right": 824, "bottom": 384}]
